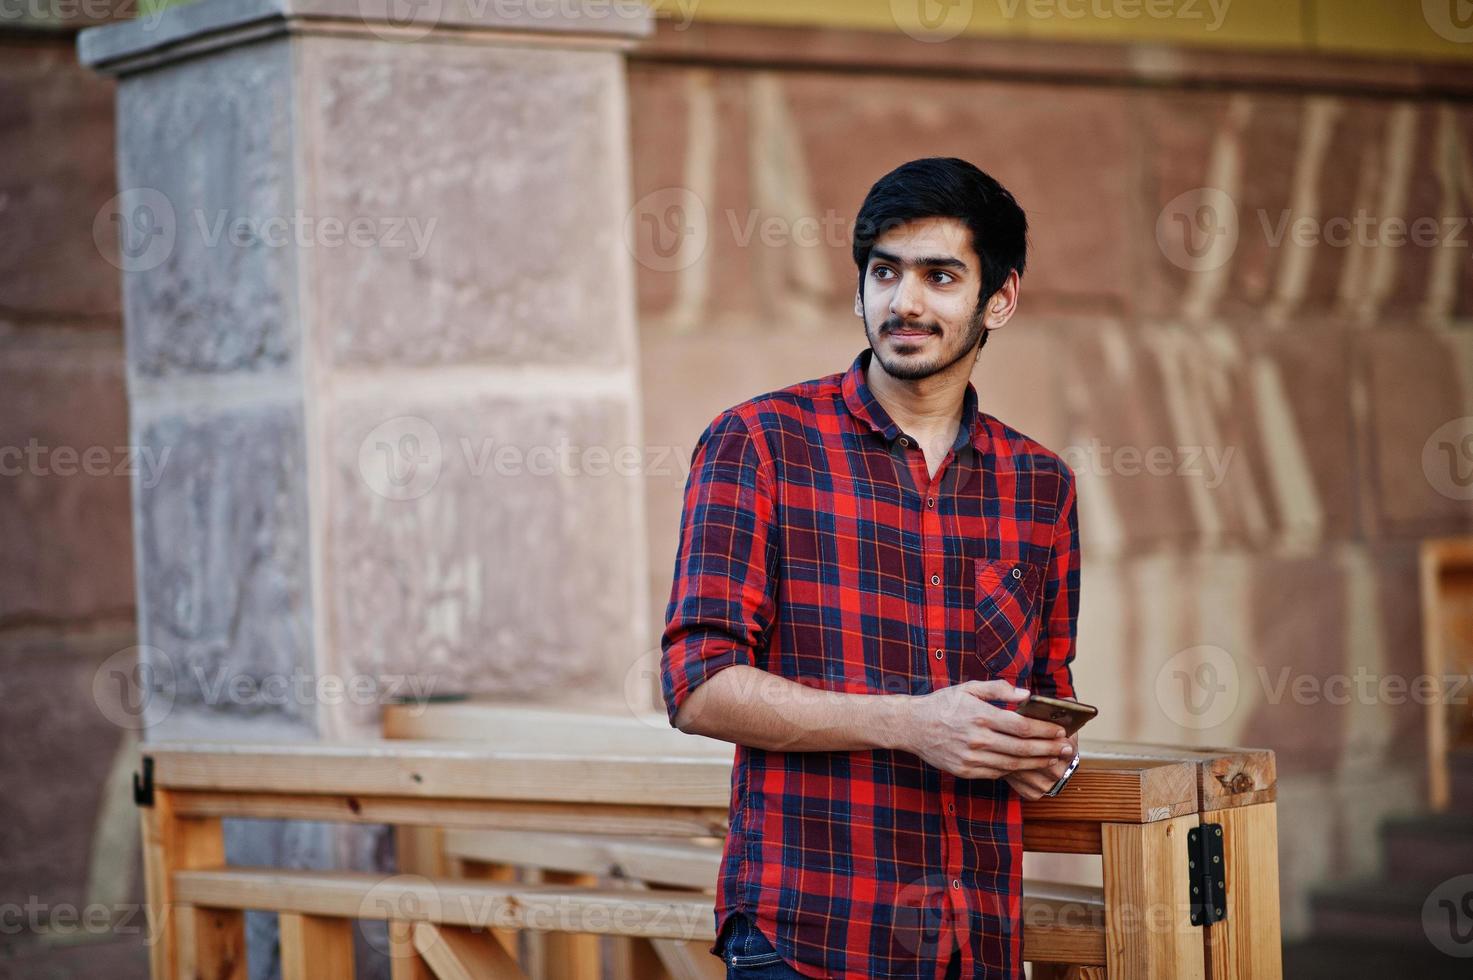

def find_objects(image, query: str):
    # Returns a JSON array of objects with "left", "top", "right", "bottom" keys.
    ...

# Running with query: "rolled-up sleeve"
[
  {"left": 660, "top": 409, "right": 778, "bottom": 728},
  {"left": 1032, "top": 463, "right": 1080, "bottom": 700}
]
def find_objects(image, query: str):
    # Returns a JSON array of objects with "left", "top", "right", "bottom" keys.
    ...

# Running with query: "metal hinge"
[
  {"left": 133, "top": 756, "right": 155, "bottom": 807},
  {"left": 1188, "top": 823, "right": 1227, "bottom": 926}
]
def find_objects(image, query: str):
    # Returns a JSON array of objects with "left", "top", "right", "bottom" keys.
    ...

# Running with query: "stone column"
[{"left": 79, "top": 0, "right": 654, "bottom": 752}]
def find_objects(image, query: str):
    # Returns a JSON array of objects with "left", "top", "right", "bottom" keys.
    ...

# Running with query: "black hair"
[{"left": 852, "top": 157, "right": 1029, "bottom": 348}]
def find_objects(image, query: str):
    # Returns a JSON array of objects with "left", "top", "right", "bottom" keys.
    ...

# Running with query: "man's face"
[{"left": 854, "top": 216, "right": 988, "bottom": 382}]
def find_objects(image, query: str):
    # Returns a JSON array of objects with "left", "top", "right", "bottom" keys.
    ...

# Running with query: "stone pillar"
[{"left": 79, "top": 0, "right": 654, "bottom": 750}]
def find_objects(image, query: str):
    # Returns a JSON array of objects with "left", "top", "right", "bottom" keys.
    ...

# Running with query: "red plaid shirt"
[{"left": 661, "top": 346, "right": 1080, "bottom": 979}]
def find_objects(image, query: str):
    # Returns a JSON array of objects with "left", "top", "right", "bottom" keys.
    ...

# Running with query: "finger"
[
  {"left": 963, "top": 680, "right": 1032, "bottom": 702},
  {"left": 971, "top": 751, "right": 1056, "bottom": 773},
  {"left": 977, "top": 732, "right": 1071, "bottom": 759},
  {"left": 989, "top": 709, "right": 1069, "bottom": 741}
]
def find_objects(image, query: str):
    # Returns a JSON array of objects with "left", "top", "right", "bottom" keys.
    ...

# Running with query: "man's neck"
[{"left": 865, "top": 355, "right": 968, "bottom": 447}]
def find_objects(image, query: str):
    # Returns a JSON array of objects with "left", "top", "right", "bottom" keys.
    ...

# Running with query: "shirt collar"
[{"left": 840, "top": 346, "right": 987, "bottom": 455}]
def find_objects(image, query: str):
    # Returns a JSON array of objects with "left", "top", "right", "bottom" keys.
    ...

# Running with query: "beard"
[{"left": 865, "top": 305, "right": 988, "bottom": 382}]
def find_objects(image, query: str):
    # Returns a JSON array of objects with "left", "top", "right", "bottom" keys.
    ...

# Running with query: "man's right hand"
[{"left": 898, "top": 680, "right": 1075, "bottom": 780}]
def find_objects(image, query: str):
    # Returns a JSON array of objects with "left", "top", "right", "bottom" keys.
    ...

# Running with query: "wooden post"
[
  {"left": 1202, "top": 802, "right": 1283, "bottom": 980},
  {"left": 279, "top": 912, "right": 355, "bottom": 980},
  {"left": 388, "top": 920, "right": 436, "bottom": 980},
  {"left": 176, "top": 905, "right": 247, "bottom": 980},
  {"left": 138, "top": 787, "right": 234, "bottom": 980},
  {"left": 1102, "top": 814, "right": 1205, "bottom": 980}
]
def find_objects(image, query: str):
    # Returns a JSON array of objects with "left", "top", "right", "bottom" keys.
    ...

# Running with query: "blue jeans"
[{"left": 718, "top": 913, "right": 962, "bottom": 979}]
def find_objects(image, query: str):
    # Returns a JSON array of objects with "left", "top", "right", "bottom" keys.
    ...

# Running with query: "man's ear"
[{"left": 853, "top": 290, "right": 864, "bottom": 318}]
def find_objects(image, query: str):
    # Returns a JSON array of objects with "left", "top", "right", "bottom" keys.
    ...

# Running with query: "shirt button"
[
  {"left": 951, "top": 879, "right": 961, "bottom": 889},
  {"left": 899, "top": 437, "right": 909, "bottom": 447},
  {"left": 948, "top": 802, "right": 956, "bottom": 813},
  {"left": 930, "top": 574, "right": 940, "bottom": 586},
  {"left": 927, "top": 497, "right": 935, "bottom": 508},
  {"left": 1011, "top": 567, "right": 1022, "bottom": 580},
  {"left": 934, "top": 649, "right": 943, "bottom": 660}
]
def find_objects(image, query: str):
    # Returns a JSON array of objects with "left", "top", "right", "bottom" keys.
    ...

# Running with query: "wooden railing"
[{"left": 132, "top": 706, "right": 1282, "bottom": 980}]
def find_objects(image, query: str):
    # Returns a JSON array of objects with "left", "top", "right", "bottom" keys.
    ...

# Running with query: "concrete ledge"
[{"left": 78, "top": 0, "right": 652, "bottom": 74}]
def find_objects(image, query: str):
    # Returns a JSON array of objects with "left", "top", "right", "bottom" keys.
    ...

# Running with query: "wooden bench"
[{"left": 132, "top": 719, "right": 1281, "bottom": 979}]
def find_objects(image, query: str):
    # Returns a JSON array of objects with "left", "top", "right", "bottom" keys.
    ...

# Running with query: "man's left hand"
[{"left": 1003, "top": 731, "right": 1078, "bottom": 801}]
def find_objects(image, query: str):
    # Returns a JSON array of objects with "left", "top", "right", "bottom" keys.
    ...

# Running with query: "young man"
[{"left": 661, "top": 157, "right": 1082, "bottom": 979}]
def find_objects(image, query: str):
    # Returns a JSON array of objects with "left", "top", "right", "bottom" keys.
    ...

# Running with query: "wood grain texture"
[
  {"left": 279, "top": 912, "right": 354, "bottom": 980},
  {"left": 412, "top": 922, "right": 528, "bottom": 980},
  {"left": 1203, "top": 803, "right": 1284, "bottom": 980},
  {"left": 1102, "top": 815, "right": 1205, "bottom": 980}
]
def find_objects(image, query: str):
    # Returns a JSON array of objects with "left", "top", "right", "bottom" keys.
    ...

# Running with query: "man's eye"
[
  {"left": 930, "top": 271, "right": 954, "bottom": 284},
  {"left": 872, "top": 267, "right": 894, "bottom": 280}
]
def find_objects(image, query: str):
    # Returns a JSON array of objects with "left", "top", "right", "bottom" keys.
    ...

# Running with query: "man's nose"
[{"left": 890, "top": 272, "right": 924, "bottom": 319}]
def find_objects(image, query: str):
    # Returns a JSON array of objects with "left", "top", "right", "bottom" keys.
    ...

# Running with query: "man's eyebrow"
[{"left": 869, "top": 248, "right": 968, "bottom": 272}]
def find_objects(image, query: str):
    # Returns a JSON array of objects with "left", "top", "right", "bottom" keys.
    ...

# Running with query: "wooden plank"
[
  {"left": 397, "top": 826, "right": 450, "bottom": 876},
  {"left": 458, "top": 860, "right": 522, "bottom": 959},
  {"left": 176, "top": 905, "right": 247, "bottom": 980},
  {"left": 1033, "top": 967, "right": 1107, "bottom": 979},
  {"left": 169, "top": 790, "right": 730, "bottom": 838},
  {"left": 150, "top": 742, "right": 1196, "bottom": 827},
  {"left": 1203, "top": 803, "right": 1283, "bottom": 980},
  {"left": 413, "top": 922, "right": 527, "bottom": 980},
  {"left": 541, "top": 871, "right": 602, "bottom": 980},
  {"left": 648, "top": 936, "right": 724, "bottom": 980},
  {"left": 443, "top": 830, "right": 722, "bottom": 890},
  {"left": 1102, "top": 814, "right": 1204, "bottom": 980},
  {"left": 1083, "top": 742, "right": 1276, "bottom": 811},
  {"left": 389, "top": 920, "right": 437, "bottom": 980},
  {"left": 144, "top": 741, "right": 734, "bottom": 807},
  {"left": 138, "top": 795, "right": 227, "bottom": 980},
  {"left": 383, "top": 701, "right": 733, "bottom": 758},
  {"left": 1022, "top": 820, "right": 1103, "bottom": 855},
  {"left": 174, "top": 868, "right": 718, "bottom": 941},
  {"left": 1022, "top": 759, "right": 1199, "bottom": 824},
  {"left": 279, "top": 912, "right": 354, "bottom": 980}
]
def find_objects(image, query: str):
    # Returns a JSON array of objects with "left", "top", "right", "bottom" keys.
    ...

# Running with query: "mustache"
[{"left": 881, "top": 317, "right": 939, "bottom": 334}]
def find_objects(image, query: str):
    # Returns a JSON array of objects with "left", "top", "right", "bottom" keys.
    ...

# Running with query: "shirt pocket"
[{"left": 971, "top": 557, "right": 1044, "bottom": 683}]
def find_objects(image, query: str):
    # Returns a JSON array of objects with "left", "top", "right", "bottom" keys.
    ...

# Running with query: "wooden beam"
[
  {"left": 169, "top": 790, "right": 730, "bottom": 838},
  {"left": 279, "top": 912, "right": 354, "bottom": 980},
  {"left": 1083, "top": 742, "right": 1277, "bottom": 811},
  {"left": 1022, "top": 759, "right": 1199, "bottom": 824},
  {"left": 389, "top": 920, "right": 436, "bottom": 980},
  {"left": 413, "top": 922, "right": 527, "bottom": 980},
  {"left": 541, "top": 871, "right": 602, "bottom": 980},
  {"left": 1202, "top": 803, "right": 1283, "bottom": 980},
  {"left": 443, "top": 830, "right": 722, "bottom": 890},
  {"left": 1102, "top": 815, "right": 1205, "bottom": 980},
  {"left": 175, "top": 868, "right": 718, "bottom": 941},
  {"left": 176, "top": 905, "right": 247, "bottom": 980},
  {"left": 138, "top": 795, "right": 229, "bottom": 980},
  {"left": 383, "top": 701, "right": 733, "bottom": 759},
  {"left": 147, "top": 741, "right": 1199, "bottom": 828},
  {"left": 144, "top": 741, "right": 734, "bottom": 807}
]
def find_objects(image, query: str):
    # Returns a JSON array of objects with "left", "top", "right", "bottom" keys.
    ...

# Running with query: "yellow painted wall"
[{"left": 649, "top": 0, "right": 1473, "bottom": 63}]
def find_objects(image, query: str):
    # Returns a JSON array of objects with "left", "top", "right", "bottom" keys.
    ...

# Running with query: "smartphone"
[{"left": 1017, "top": 694, "right": 1098, "bottom": 736}]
